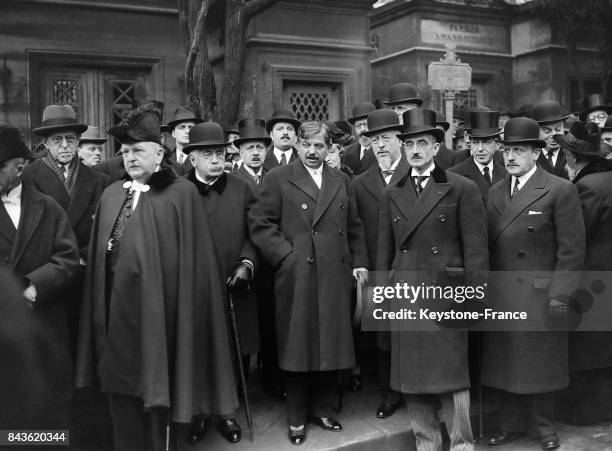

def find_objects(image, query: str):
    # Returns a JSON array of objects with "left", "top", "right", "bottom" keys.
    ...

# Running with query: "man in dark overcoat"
[
  {"left": 533, "top": 101, "right": 570, "bottom": 179},
  {"left": 0, "top": 125, "right": 80, "bottom": 429},
  {"left": 262, "top": 109, "right": 300, "bottom": 172},
  {"left": 234, "top": 119, "right": 268, "bottom": 190},
  {"left": 75, "top": 104, "right": 239, "bottom": 451},
  {"left": 377, "top": 108, "right": 489, "bottom": 451},
  {"left": 343, "top": 102, "right": 376, "bottom": 175},
  {"left": 183, "top": 120, "right": 260, "bottom": 445},
  {"left": 450, "top": 110, "right": 507, "bottom": 204},
  {"left": 166, "top": 106, "right": 203, "bottom": 175},
  {"left": 249, "top": 121, "right": 369, "bottom": 445},
  {"left": 482, "top": 117, "right": 585, "bottom": 450}
]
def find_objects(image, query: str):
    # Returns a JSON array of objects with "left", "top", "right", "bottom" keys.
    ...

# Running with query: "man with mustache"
[
  {"left": 263, "top": 109, "right": 300, "bottom": 171},
  {"left": 343, "top": 102, "right": 377, "bottom": 175},
  {"left": 533, "top": 100, "right": 570, "bottom": 179},
  {"left": 234, "top": 119, "right": 268, "bottom": 190},
  {"left": 77, "top": 126, "right": 107, "bottom": 167}
]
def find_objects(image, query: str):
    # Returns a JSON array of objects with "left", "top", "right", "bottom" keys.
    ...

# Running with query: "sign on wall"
[{"left": 421, "top": 19, "right": 509, "bottom": 52}]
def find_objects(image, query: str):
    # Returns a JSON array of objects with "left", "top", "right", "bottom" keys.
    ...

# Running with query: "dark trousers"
[
  {"left": 256, "top": 268, "right": 283, "bottom": 391},
  {"left": 377, "top": 348, "right": 403, "bottom": 405},
  {"left": 499, "top": 391, "right": 556, "bottom": 439},
  {"left": 284, "top": 370, "right": 338, "bottom": 427},
  {"left": 108, "top": 393, "right": 165, "bottom": 451}
]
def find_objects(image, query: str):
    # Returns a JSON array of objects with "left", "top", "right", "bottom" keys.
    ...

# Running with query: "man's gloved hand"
[{"left": 226, "top": 260, "right": 254, "bottom": 291}]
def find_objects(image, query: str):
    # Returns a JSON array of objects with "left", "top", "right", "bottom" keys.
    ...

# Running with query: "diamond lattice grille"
[{"left": 289, "top": 92, "right": 330, "bottom": 122}]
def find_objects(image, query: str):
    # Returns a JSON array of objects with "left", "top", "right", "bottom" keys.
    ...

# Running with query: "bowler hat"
[
  {"left": 501, "top": 117, "right": 546, "bottom": 148},
  {"left": 532, "top": 100, "right": 568, "bottom": 124},
  {"left": 399, "top": 108, "right": 445, "bottom": 143},
  {"left": 383, "top": 83, "right": 423, "bottom": 106},
  {"left": 454, "top": 127, "right": 466, "bottom": 140},
  {"left": 469, "top": 111, "right": 501, "bottom": 138},
  {"left": 108, "top": 103, "right": 163, "bottom": 145},
  {"left": 32, "top": 105, "right": 88, "bottom": 137},
  {"left": 78, "top": 126, "right": 108, "bottom": 145},
  {"left": 434, "top": 111, "right": 450, "bottom": 131},
  {"left": 266, "top": 109, "right": 300, "bottom": 133},
  {"left": 554, "top": 121, "right": 607, "bottom": 157},
  {"left": 347, "top": 102, "right": 376, "bottom": 124},
  {"left": 0, "top": 126, "right": 37, "bottom": 164},
  {"left": 182, "top": 122, "right": 229, "bottom": 153},
  {"left": 166, "top": 106, "right": 203, "bottom": 131},
  {"left": 335, "top": 120, "right": 353, "bottom": 136},
  {"left": 233, "top": 118, "right": 272, "bottom": 147},
  {"left": 579, "top": 93, "right": 612, "bottom": 120},
  {"left": 362, "top": 109, "right": 403, "bottom": 137},
  {"left": 601, "top": 116, "right": 612, "bottom": 132}
]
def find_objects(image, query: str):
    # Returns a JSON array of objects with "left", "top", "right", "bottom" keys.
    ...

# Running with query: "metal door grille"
[{"left": 289, "top": 92, "right": 330, "bottom": 122}]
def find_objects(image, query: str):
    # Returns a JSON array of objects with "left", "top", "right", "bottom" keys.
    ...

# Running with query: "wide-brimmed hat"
[
  {"left": 554, "top": 121, "right": 607, "bottom": 157},
  {"left": 347, "top": 102, "right": 376, "bottom": 124},
  {"left": 266, "top": 109, "right": 300, "bottom": 133},
  {"left": 362, "top": 109, "right": 403, "bottom": 137},
  {"left": 579, "top": 93, "right": 612, "bottom": 120},
  {"left": 399, "top": 108, "right": 445, "bottom": 143},
  {"left": 434, "top": 111, "right": 450, "bottom": 131},
  {"left": 108, "top": 103, "right": 163, "bottom": 145},
  {"left": 500, "top": 117, "right": 546, "bottom": 148},
  {"left": 469, "top": 111, "right": 501, "bottom": 138},
  {"left": 0, "top": 126, "right": 38, "bottom": 164},
  {"left": 532, "top": 100, "right": 569, "bottom": 124},
  {"left": 166, "top": 106, "right": 203, "bottom": 131},
  {"left": 32, "top": 105, "right": 88, "bottom": 137},
  {"left": 182, "top": 122, "right": 229, "bottom": 153},
  {"left": 383, "top": 83, "right": 423, "bottom": 106},
  {"left": 78, "top": 126, "right": 108, "bottom": 145},
  {"left": 233, "top": 118, "right": 272, "bottom": 147},
  {"left": 601, "top": 116, "right": 612, "bottom": 132}
]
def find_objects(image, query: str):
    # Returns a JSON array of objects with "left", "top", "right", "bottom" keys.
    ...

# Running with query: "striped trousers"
[{"left": 406, "top": 389, "right": 473, "bottom": 451}]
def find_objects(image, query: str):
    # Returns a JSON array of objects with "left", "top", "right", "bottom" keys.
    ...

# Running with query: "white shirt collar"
[
  {"left": 303, "top": 162, "right": 323, "bottom": 177},
  {"left": 1, "top": 182, "right": 22, "bottom": 203},
  {"left": 195, "top": 170, "right": 219, "bottom": 185},
  {"left": 512, "top": 164, "right": 538, "bottom": 189},
  {"left": 473, "top": 159, "right": 493, "bottom": 174},
  {"left": 273, "top": 147, "right": 292, "bottom": 162},
  {"left": 242, "top": 164, "right": 262, "bottom": 177},
  {"left": 410, "top": 161, "right": 435, "bottom": 177}
]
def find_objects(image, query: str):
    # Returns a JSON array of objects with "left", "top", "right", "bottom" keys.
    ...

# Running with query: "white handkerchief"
[{"left": 527, "top": 210, "right": 542, "bottom": 215}]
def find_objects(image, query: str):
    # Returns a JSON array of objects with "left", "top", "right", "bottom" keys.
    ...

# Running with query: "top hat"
[
  {"left": 0, "top": 126, "right": 38, "bottom": 164},
  {"left": 108, "top": 103, "right": 163, "bottom": 145},
  {"left": 166, "top": 107, "right": 203, "bottom": 131},
  {"left": 266, "top": 109, "right": 301, "bottom": 133},
  {"left": 579, "top": 93, "right": 612, "bottom": 120},
  {"left": 601, "top": 116, "right": 612, "bottom": 132},
  {"left": 399, "top": 108, "right": 445, "bottom": 143},
  {"left": 362, "top": 109, "right": 403, "bottom": 137},
  {"left": 454, "top": 107, "right": 467, "bottom": 124},
  {"left": 501, "top": 117, "right": 546, "bottom": 148},
  {"left": 347, "top": 102, "right": 376, "bottom": 124},
  {"left": 78, "top": 126, "right": 108, "bottom": 145},
  {"left": 224, "top": 122, "right": 239, "bottom": 136},
  {"left": 434, "top": 111, "right": 450, "bottom": 131},
  {"left": 32, "top": 105, "right": 88, "bottom": 137},
  {"left": 463, "top": 106, "right": 490, "bottom": 129},
  {"left": 532, "top": 100, "right": 569, "bottom": 124},
  {"left": 554, "top": 121, "right": 607, "bottom": 157},
  {"left": 469, "top": 111, "right": 501, "bottom": 138},
  {"left": 233, "top": 118, "right": 272, "bottom": 147},
  {"left": 383, "top": 83, "right": 423, "bottom": 106},
  {"left": 182, "top": 122, "right": 229, "bottom": 153}
]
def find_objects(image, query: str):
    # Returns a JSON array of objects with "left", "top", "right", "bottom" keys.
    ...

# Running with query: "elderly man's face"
[
  {"left": 121, "top": 141, "right": 164, "bottom": 183},
  {"left": 470, "top": 136, "right": 498, "bottom": 165},
  {"left": 370, "top": 130, "right": 402, "bottom": 170},
  {"left": 78, "top": 143, "right": 102, "bottom": 167},
  {"left": 172, "top": 121, "right": 196, "bottom": 146},
  {"left": 45, "top": 131, "right": 79, "bottom": 164},
  {"left": 403, "top": 134, "right": 439, "bottom": 172},
  {"left": 190, "top": 147, "right": 226, "bottom": 183},
  {"left": 270, "top": 122, "right": 296, "bottom": 151},
  {"left": 587, "top": 109, "right": 608, "bottom": 128},
  {"left": 239, "top": 140, "right": 266, "bottom": 170},
  {"left": 353, "top": 118, "right": 372, "bottom": 148},
  {"left": 0, "top": 158, "right": 25, "bottom": 195}
]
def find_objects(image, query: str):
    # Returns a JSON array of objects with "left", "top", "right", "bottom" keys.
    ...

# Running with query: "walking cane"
[{"left": 227, "top": 286, "right": 254, "bottom": 442}]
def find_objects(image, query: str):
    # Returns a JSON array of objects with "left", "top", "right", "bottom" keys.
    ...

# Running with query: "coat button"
[
  {"left": 518, "top": 251, "right": 526, "bottom": 259},
  {"left": 401, "top": 247, "right": 407, "bottom": 253},
  {"left": 431, "top": 246, "right": 439, "bottom": 254},
  {"left": 341, "top": 256, "right": 346, "bottom": 263},
  {"left": 339, "top": 228, "right": 345, "bottom": 235},
  {"left": 312, "top": 229, "right": 317, "bottom": 235},
  {"left": 528, "top": 226, "right": 535, "bottom": 233},
  {"left": 340, "top": 202, "right": 345, "bottom": 209},
  {"left": 517, "top": 278, "right": 523, "bottom": 284},
  {"left": 439, "top": 214, "right": 446, "bottom": 222},
  {"left": 301, "top": 203, "right": 308, "bottom": 210},
  {"left": 306, "top": 257, "right": 314, "bottom": 263},
  {"left": 393, "top": 216, "right": 400, "bottom": 223}
]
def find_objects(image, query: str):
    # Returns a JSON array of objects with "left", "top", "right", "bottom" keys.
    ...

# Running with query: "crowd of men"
[{"left": 1, "top": 81, "right": 611, "bottom": 451}]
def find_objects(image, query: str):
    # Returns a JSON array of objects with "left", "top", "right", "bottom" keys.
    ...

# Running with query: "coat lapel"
[
  {"left": 11, "top": 186, "right": 45, "bottom": 265},
  {"left": 489, "top": 178, "right": 509, "bottom": 215},
  {"left": 313, "top": 165, "right": 341, "bottom": 226},
  {"left": 289, "top": 161, "right": 320, "bottom": 203},
  {"left": 37, "top": 162, "right": 71, "bottom": 209},
  {"left": 67, "top": 163, "right": 95, "bottom": 225},
  {"left": 0, "top": 203, "right": 16, "bottom": 243},
  {"left": 362, "top": 165, "right": 385, "bottom": 201}
]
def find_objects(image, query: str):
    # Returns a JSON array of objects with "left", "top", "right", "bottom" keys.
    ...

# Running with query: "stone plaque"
[
  {"left": 428, "top": 62, "right": 471, "bottom": 91},
  {"left": 421, "top": 19, "right": 509, "bottom": 52}
]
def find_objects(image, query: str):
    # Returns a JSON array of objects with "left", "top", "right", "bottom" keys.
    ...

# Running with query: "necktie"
[
  {"left": 483, "top": 166, "right": 492, "bottom": 186},
  {"left": 546, "top": 151, "right": 554, "bottom": 167},
  {"left": 414, "top": 175, "right": 428, "bottom": 195},
  {"left": 382, "top": 169, "right": 394, "bottom": 178},
  {"left": 511, "top": 178, "right": 520, "bottom": 197},
  {"left": 279, "top": 153, "right": 287, "bottom": 166},
  {"left": 254, "top": 174, "right": 261, "bottom": 186}
]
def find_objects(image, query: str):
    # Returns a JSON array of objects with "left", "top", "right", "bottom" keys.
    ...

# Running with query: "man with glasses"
[
  {"left": 234, "top": 119, "right": 269, "bottom": 190},
  {"left": 343, "top": 102, "right": 377, "bottom": 175},
  {"left": 378, "top": 108, "right": 488, "bottom": 451},
  {"left": 532, "top": 100, "right": 570, "bottom": 179},
  {"left": 579, "top": 93, "right": 612, "bottom": 128}
]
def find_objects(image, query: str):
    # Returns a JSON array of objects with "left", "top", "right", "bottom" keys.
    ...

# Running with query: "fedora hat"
[
  {"left": 166, "top": 106, "right": 203, "bottom": 131},
  {"left": 384, "top": 83, "right": 423, "bottom": 106},
  {"left": 78, "top": 126, "right": 108, "bottom": 145},
  {"left": 347, "top": 102, "right": 376, "bottom": 124},
  {"left": 434, "top": 111, "right": 450, "bottom": 131},
  {"left": 399, "top": 108, "right": 445, "bottom": 143},
  {"left": 182, "top": 122, "right": 229, "bottom": 153},
  {"left": 362, "top": 109, "right": 403, "bottom": 137},
  {"left": 266, "top": 109, "right": 300, "bottom": 133},
  {"left": 0, "top": 125, "right": 37, "bottom": 164},
  {"left": 469, "top": 111, "right": 501, "bottom": 138},
  {"left": 601, "top": 116, "right": 612, "bottom": 132},
  {"left": 532, "top": 100, "right": 568, "bottom": 124},
  {"left": 233, "top": 118, "right": 272, "bottom": 147},
  {"left": 108, "top": 103, "right": 163, "bottom": 145},
  {"left": 33, "top": 104, "right": 88, "bottom": 137},
  {"left": 554, "top": 121, "right": 607, "bottom": 157},
  {"left": 501, "top": 117, "right": 546, "bottom": 148},
  {"left": 579, "top": 93, "right": 612, "bottom": 120}
]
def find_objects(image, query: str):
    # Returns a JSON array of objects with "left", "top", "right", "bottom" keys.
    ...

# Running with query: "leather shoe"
[
  {"left": 218, "top": 418, "right": 241, "bottom": 443},
  {"left": 308, "top": 416, "right": 342, "bottom": 431},
  {"left": 376, "top": 401, "right": 401, "bottom": 419},
  {"left": 540, "top": 436, "right": 560, "bottom": 450},
  {"left": 349, "top": 373, "right": 362, "bottom": 392},
  {"left": 488, "top": 431, "right": 525, "bottom": 446},
  {"left": 288, "top": 425, "right": 306, "bottom": 445},
  {"left": 187, "top": 416, "right": 208, "bottom": 444}
]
